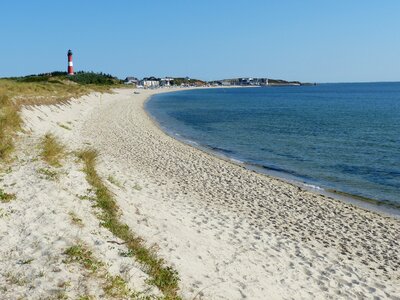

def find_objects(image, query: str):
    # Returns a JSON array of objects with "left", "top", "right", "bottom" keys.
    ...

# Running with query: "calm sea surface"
[{"left": 146, "top": 83, "right": 400, "bottom": 207}]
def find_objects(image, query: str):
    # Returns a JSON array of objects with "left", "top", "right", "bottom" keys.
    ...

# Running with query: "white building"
[
  {"left": 124, "top": 77, "right": 139, "bottom": 85},
  {"left": 160, "top": 77, "right": 173, "bottom": 87},
  {"left": 142, "top": 80, "right": 160, "bottom": 88}
]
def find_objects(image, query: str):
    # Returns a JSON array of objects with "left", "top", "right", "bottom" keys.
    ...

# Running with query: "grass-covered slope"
[
  {"left": 0, "top": 94, "right": 21, "bottom": 159},
  {"left": 0, "top": 71, "right": 124, "bottom": 161},
  {"left": 3, "top": 71, "right": 122, "bottom": 106}
]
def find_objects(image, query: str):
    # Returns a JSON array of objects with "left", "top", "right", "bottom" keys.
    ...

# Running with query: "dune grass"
[
  {"left": 102, "top": 275, "right": 131, "bottom": 298},
  {"left": 77, "top": 149, "right": 181, "bottom": 299},
  {"left": 0, "top": 75, "right": 122, "bottom": 162},
  {"left": 37, "top": 167, "right": 59, "bottom": 180},
  {"left": 0, "top": 78, "right": 113, "bottom": 107},
  {"left": 0, "top": 188, "right": 16, "bottom": 203},
  {"left": 64, "top": 243, "right": 152, "bottom": 299},
  {"left": 69, "top": 211, "right": 84, "bottom": 227},
  {"left": 64, "top": 244, "right": 104, "bottom": 273},
  {"left": 40, "top": 133, "right": 65, "bottom": 167},
  {"left": 0, "top": 94, "right": 22, "bottom": 160},
  {"left": 107, "top": 175, "right": 123, "bottom": 188}
]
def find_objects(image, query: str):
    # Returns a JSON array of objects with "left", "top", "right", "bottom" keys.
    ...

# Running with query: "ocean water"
[{"left": 146, "top": 83, "right": 400, "bottom": 208}]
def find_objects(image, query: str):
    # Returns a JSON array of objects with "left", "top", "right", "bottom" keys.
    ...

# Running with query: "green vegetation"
[
  {"left": 107, "top": 175, "right": 123, "bottom": 188},
  {"left": 0, "top": 188, "right": 16, "bottom": 203},
  {"left": 77, "top": 296, "right": 94, "bottom": 300},
  {"left": 54, "top": 290, "right": 68, "bottom": 300},
  {"left": 0, "top": 95, "right": 21, "bottom": 160},
  {"left": 170, "top": 77, "right": 205, "bottom": 86},
  {"left": 64, "top": 244, "right": 103, "bottom": 273},
  {"left": 64, "top": 243, "right": 153, "bottom": 299},
  {"left": 57, "top": 123, "right": 71, "bottom": 130},
  {"left": 119, "top": 249, "right": 135, "bottom": 257},
  {"left": 69, "top": 211, "right": 84, "bottom": 227},
  {"left": 13, "top": 71, "right": 121, "bottom": 85},
  {"left": 0, "top": 74, "right": 116, "bottom": 107},
  {"left": 40, "top": 133, "right": 65, "bottom": 167},
  {"left": 37, "top": 167, "right": 58, "bottom": 180},
  {"left": 0, "top": 71, "right": 123, "bottom": 161},
  {"left": 69, "top": 71, "right": 122, "bottom": 85},
  {"left": 0, "top": 208, "right": 9, "bottom": 218},
  {"left": 268, "top": 79, "right": 302, "bottom": 85},
  {"left": 133, "top": 183, "right": 142, "bottom": 191},
  {"left": 5, "top": 272, "right": 28, "bottom": 286},
  {"left": 103, "top": 275, "right": 131, "bottom": 298},
  {"left": 78, "top": 149, "right": 181, "bottom": 299},
  {"left": 19, "top": 258, "right": 34, "bottom": 265}
]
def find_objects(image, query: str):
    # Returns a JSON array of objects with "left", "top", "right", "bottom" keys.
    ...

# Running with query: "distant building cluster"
[
  {"left": 211, "top": 78, "right": 270, "bottom": 86},
  {"left": 124, "top": 76, "right": 202, "bottom": 88},
  {"left": 124, "top": 76, "right": 305, "bottom": 88}
]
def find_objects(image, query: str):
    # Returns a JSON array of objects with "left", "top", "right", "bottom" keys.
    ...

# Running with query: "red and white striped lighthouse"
[{"left": 67, "top": 49, "right": 74, "bottom": 75}]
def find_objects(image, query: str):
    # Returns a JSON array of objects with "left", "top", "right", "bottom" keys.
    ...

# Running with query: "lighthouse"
[{"left": 67, "top": 49, "right": 74, "bottom": 75}]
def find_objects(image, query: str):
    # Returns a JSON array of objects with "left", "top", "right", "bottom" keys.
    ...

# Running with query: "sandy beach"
[{"left": 1, "top": 88, "right": 399, "bottom": 299}]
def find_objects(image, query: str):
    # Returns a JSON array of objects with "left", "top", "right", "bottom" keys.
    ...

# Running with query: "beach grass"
[
  {"left": 40, "top": 133, "right": 65, "bottom": 167},
  {"left": 37, "top": 167, "right": 59, "bottom": 180},
  {"left": 64, "top": 243, "right": 134, "bottom": 298},
  {"left": 0, "top": 94, "right": 21, "bottom": 160},
  {"left": 0, "top": 74, "right": 123, "bottom": 162},
  {"left": 0, "top": 188, "right": 16, "bottom": 203},
  {"left": 64, "top": 244, "right": 103, "bottom": 273},
  {"left": 77, "top": 296, "right": 94, "bottom": 300},
  {"left": 69, "top": 211, "right": 84, "bottom": 227},
  {"left": 77, "top": 149, "right": 181, "bottom": 299},
  {"left": 107, "top": 175, "right": 123, "bottom": 188},
  {"left": 0, "top": 77, "right": 113, "bottom": 107},
  {"left": 102, "top": 275, "right": 131, "bottom": 298}
]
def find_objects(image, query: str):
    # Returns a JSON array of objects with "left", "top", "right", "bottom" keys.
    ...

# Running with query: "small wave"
[
  {"left": 230, "top": 158, "right": 244, "bottom": 164},
  {"left": 302, "top": 183, "right": 324, "bottom": 191},
  {"left": 184, "top": 139, "right": 199, "bottom": 146}
]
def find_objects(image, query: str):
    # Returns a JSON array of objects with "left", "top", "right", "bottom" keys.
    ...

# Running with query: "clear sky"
[{"left": 1, "top": 0, "right": 400, "bottom": 82}]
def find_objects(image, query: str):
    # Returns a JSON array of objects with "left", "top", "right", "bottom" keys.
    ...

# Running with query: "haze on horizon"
[{"left": 1, "top": 0, "right": 400, "bottom": 83}]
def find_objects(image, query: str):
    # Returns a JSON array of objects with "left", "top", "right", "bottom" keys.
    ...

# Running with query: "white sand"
[
  {"left": 0, "top": 94, "right": 160, "bottom": 299},
  {"left": 1, "top": 88, "right": 399, "bottom": 299}
]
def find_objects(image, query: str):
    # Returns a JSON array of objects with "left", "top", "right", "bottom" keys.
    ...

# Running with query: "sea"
[{"left": 146, "top": 83, "right": 400, "bottom": 213}]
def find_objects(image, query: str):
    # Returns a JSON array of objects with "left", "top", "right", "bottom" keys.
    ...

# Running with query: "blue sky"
[{"left": 1, "top": 0, "right": 400, "bottom": 82}]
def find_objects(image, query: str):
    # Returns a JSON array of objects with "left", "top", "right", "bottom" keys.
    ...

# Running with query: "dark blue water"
[{"left": 146, "top": 84, "right": 400, "bottom": 207}]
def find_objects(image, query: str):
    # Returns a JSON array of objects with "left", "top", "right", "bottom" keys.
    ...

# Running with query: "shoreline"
[
  {"left": 144, "top": 88, "right": 400, "bottom": 219},
  {"left": 104, "top": 87, "right": 399, "bottom": 297},
  {"left": 11, "top": 87, "right": 399, "bottom": 299}
]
